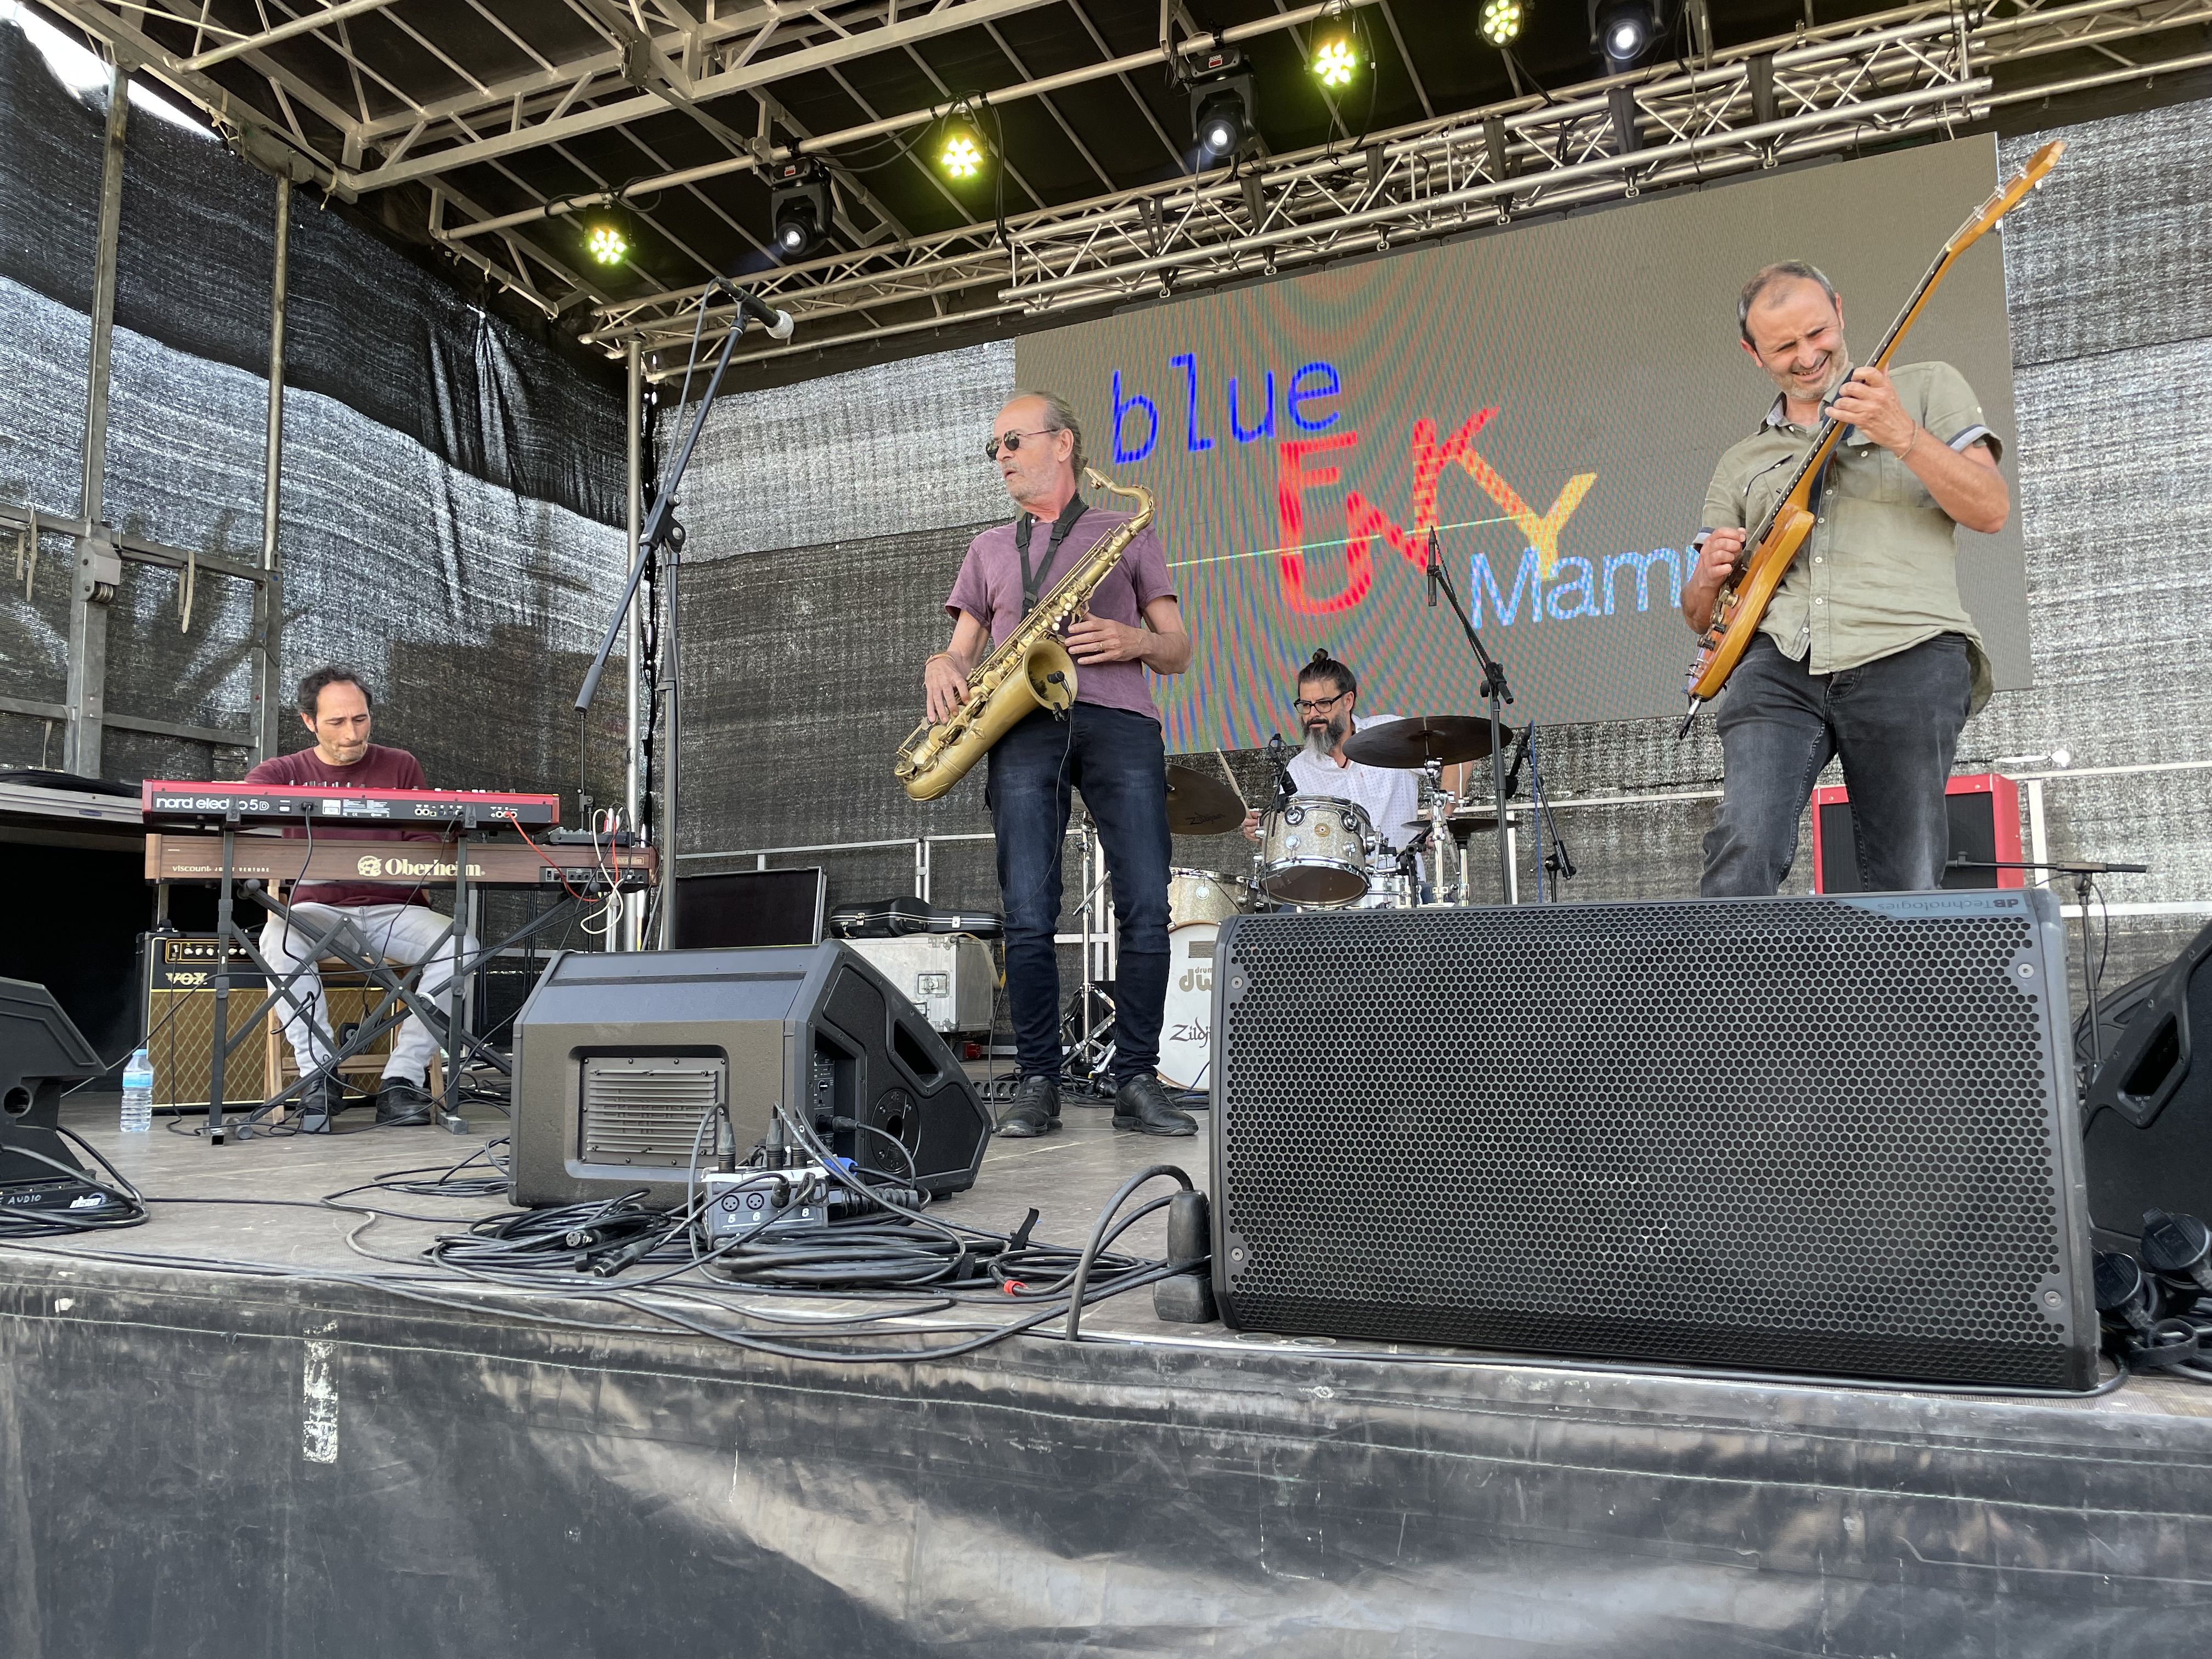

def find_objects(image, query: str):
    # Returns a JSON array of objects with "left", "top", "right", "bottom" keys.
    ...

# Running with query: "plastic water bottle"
[{"left": 120, "top": 1048, "right": 154, "bottom": 1134}]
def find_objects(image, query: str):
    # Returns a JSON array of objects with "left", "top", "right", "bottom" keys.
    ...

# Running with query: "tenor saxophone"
[{"left": 895, "top": 466, "right": 1155, "bottom": 802}]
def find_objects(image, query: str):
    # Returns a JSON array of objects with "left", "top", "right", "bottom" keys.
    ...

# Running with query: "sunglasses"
[{"left": 984, "top": 426, "right": 1063, "bottom": 462}]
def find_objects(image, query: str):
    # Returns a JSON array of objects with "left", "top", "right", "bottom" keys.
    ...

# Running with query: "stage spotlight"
[
  {"left": 1187, "top": 48, "right": 1255, "bottom": 162},
  {"left": 1312, "top": 36, "right": 1358, "bottom": 90},
  {"left": 769, "top": 157, "right": 833, "bottom": 259},
  {"left": 1480, "top": 0, "right": 1526, "bottom": 48},
  {"left": 939, "top": 127, "right": 986, "bottom": 182},
  {"left": 1590, "top": 0, "right": 1657, "bottom": 69},
  {"left": 582, "top": 215, "right": 629, "bottom": 266}
]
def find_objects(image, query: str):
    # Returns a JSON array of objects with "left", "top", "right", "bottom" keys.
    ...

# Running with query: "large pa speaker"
[
  {"left": 0, "top": 977, "right": 106, "bottom": 1204},
  {"left": 1209, "top": 893, "right": 2096, "bottom": 1390},
  {"left": 2077, "top": 917, "right": 2212, "bottom": 1251},
  {"left": 510, "top": 943, "right": 991, "bottom": 1209}
]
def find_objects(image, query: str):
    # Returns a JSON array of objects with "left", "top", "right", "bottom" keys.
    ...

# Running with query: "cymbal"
[
  {"left": 1163, "top": 765, "right": 1245, "bottom": 834},
  {"left": 1342, "top": 715, "right": 1506, "bottom": 769}
]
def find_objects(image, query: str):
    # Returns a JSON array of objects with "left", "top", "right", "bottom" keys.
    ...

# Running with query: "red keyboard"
[{"left": 141, "top": 780, "right": 562, "bottom": 828}]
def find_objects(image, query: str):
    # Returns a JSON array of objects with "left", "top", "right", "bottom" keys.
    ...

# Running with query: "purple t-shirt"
[{"left": 943, "top": 506, "right": 1177, "bottom": 721}]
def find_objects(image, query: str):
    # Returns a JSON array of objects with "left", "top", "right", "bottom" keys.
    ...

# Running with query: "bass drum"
[{"left": 1157, "top": 921, "right": 1220, "bottom": 1092}]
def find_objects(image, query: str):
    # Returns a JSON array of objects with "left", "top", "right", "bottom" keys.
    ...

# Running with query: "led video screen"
[{"left": 1015, "top": 138, "right": 2030, "bottom": 752}]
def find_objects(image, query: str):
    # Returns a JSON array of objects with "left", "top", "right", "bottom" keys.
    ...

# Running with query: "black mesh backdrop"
[
  {"left": 668, "top": 94, "right": 2212, "bottom": 1025},
  {"left": 0, "top": 20, "right": 630, "bottom": 805}
]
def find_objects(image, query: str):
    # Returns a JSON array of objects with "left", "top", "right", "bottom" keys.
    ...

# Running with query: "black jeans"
[
  {"left": 1702, "top": 631, "right": 1974, "bottom": 897},
  {"left": 986, "top": 704, "right": 1172, "bottom": 1084}
]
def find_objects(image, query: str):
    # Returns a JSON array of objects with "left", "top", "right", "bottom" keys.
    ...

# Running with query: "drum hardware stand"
[
  {"left": 1949, "top": 856, "right": 2149, "bottom": 1079},
  {"left": 1420, "top": 759, "right": 1462, "bottom": 904},
  {"left": 1422, "top": 528, "right": 1518, "bottom": 903}
]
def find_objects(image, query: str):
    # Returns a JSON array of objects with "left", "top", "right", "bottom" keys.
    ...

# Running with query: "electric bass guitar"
[{"left": 1676, "top": 139, "right": 2067, "bottom": 737}]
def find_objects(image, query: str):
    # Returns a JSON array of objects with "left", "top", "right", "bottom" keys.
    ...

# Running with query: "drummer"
[{"left": 1242, "top": 648, "right": 1434, "bottom": 849}]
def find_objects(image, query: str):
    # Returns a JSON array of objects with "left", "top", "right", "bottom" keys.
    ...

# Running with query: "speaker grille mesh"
[{"left": 1216, "top": 898, "right": 2089, "bottom": 1387}]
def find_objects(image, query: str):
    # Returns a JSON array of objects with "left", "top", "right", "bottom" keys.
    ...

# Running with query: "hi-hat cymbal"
[
  {"left": 1341, "top": 716, "right": 1506, "bottom": 769},
  {"left": 1164, "top": 765, "right": 1245, "bottom": 834}
]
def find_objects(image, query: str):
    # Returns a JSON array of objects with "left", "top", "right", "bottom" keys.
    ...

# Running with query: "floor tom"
[{"left": 1166, "top": 867, "right": 1250, "bottom": 928}]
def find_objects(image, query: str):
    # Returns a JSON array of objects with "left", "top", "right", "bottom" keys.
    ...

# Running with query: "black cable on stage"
[{"left": 0, "top": 1126, "right": 148, "bottom": 1237}]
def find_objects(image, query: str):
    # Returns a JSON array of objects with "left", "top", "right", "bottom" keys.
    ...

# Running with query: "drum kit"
[{"left": 1153, "top": 715, "right": 1506, "bottom": 1089}]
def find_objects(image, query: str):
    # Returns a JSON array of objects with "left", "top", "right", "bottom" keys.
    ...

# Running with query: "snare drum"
[
  {"left": 1166, "top": 867, "right": 1249, "bottom": 928},
  {"left": 1259, "top": 795, "right": 1373, "bottom": 905},
  {"left": 1157, "top": 922, "right": 1219, "bottom": 1090}
]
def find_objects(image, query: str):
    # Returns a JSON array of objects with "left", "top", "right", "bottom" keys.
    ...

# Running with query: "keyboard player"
[{"left": 243, "top": 665, "right": 476, "bottom": 1128}]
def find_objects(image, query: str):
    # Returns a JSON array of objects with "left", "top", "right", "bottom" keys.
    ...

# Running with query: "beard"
[{"left": 1303, "top": 710, "right": 1349, "bottom": 757}]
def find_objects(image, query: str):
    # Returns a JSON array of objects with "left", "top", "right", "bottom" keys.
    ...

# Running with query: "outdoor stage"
[{"left": 2, "top": 1093, "right": 2208, "bottom": 1656}]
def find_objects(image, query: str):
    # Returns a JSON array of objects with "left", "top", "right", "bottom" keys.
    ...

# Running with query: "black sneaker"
[
  {"left": 994, "top": 1076, "right": 1063, "bottom": 1138},
  {"left": 1111, "top": 1074, "right": 1196, "bottom": 1137},
  {"left": 375, "top": 1079, "right": 434, "bottom": 1127},
  {"left": 297, "top": 1075, "right": 344, "bottom": 1135}
]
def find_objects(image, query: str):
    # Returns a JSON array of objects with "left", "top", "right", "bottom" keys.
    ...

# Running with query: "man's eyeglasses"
[
  {"left": 1293, "top": 691, "right": 1350, "bottom": 716},
  {"left": 984, "top": 427, "right": 1062, "bottom": 462}
]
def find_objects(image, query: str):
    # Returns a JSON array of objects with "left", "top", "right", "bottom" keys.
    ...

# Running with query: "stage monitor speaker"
[
  {"left": 1209, "top": 892, "right": 2096, "bottom": 1390},
  {"left": 2077, "top": 917, "right": 2212, "bottom": 1251},
  {"left": 509, "top": 942, "right": 991, "bottom": 1209},
  {"left": 1, "top": 977, "right": 107, "bottom": 1203}
]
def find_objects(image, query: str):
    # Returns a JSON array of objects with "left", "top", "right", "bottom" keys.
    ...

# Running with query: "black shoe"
[
  {"left": 995, "top": 1076, "right": 1063, "bottom": 1138},
  {"left": 1111, "top": 1074, "right": 1196, "bottom": 1137},
  {"left": 297, "top": 1075, "right": 343, "bottom": 1135},
  {"left": 375, "top": 1079, "right": 434, "bottom": 1127}
]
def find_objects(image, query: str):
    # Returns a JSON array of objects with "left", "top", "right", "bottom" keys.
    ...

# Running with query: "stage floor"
[{"left": 4, "top": 1090, "right": 2211, "bottom": 1656}]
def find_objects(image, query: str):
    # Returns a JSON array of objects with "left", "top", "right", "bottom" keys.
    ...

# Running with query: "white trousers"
[{"left": 261, "top": 901, "right": 476, "bottom": 1084}]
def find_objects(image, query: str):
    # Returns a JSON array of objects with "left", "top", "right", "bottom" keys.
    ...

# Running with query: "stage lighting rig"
[
  {"left": 769, "top": 158, "right": 832, "bottom": 259},
  {"left": 939, "top": 125, "right": 987, "bottom": 182},
  {"left": 1311, "top": 34, "right": 1358, "bottom": 91},
  {"left": 1480, "top": 0, "right": 1526, "bottom": 48},
  {"left": 580, "top": 207, "right": 631, "bottom": 267},
  {"left": 1187, "top": 48, "right": 1255, "bottom": 162},
  {"left": 1590, "top": 0, "right": 1659, "bottom": 70}
]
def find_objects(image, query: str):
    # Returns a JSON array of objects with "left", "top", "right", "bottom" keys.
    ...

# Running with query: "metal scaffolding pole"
[
  {"left": 622, "top": 339, "right": 644, "bottom": 950},
  {"left": 65, "top": 59, "right": 129, "bottom": 779},
  {"left": 252, "top": 174, "right": 291, "bottom": 764}
]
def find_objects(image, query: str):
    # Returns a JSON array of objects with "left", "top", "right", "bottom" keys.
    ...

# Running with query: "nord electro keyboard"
[
  {"left": 145, "top": 832, "right": 657, "bottom": 889},
  {"left": 142, "top": 780, "right": 561, "bottom": 828}
]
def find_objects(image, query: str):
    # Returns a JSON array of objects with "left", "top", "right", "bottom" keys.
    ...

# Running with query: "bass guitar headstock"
[{"left": 1946, "top": 139, "right": 2067, "bottom": 255}]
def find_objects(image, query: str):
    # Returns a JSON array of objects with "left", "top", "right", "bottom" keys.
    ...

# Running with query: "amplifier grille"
[
  {"left": 1216, "top": 898, "right": 2087, "bottom": 1387},
  {"left": 580, "top": 1055, "right": 726, "bottom": 1165}
]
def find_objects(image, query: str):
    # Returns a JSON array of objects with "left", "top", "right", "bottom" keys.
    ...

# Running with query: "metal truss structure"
[
  {"left": 584, "top": 0, "right": 2212, "bottom": 368},
  {"left": 33, "top": 0, "right": 2212, "bottom": 380}
]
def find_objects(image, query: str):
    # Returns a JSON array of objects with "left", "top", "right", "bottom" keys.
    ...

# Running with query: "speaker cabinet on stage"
[
  {"left": 2078, "top": 916, "right": 2212, "bottom": 1250},
  {"left": 509, "top": 943, "right": 991, "bottom": 1209},
  {"left": 1812, "top": 772, "right": 2021, "bottom": 893},
  {"left": 1209, "top": 892, "right": 2097, "bottom": 1390},
  {"left": 140, "top": 934, "right": 407, "bottom": 1109},
  {"left": 0, "top": 977, "right": 105, "bottom": 1198}
]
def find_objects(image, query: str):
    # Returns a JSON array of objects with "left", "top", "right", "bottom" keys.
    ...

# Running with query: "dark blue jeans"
[
  {"left": 1702, "top": 632, "right": 1974, "bottom": 897},
  {"left": 986, "top": 704, "right": 1172, "bottom": 1085}
]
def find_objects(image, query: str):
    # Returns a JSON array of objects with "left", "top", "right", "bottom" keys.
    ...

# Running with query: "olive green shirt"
[{"left": 1696, "top": 360, "right": 2000, "bottom": 712}]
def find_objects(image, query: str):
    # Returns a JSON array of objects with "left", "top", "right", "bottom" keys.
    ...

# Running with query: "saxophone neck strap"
[{"left": 1014, "top": 494, "right": 1088, "bottom": 613}]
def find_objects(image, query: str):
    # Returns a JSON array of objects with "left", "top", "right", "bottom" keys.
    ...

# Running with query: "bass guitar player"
[{"left": 1684, "top": 259, "right": 2009, "bottom": 898}]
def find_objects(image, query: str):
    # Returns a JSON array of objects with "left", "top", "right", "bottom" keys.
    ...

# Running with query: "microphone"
[
  {"left": 1501, "top": 727, "right": 1532, "bottom": 798},
  {"left": 1266, "top": 732, "right": 1294, "bottom": 805},
  {"left": 724, "top": 282, "right": 795, "bottom": 340},
  {"left": 1425, "top": 525, "right": 1441, "bottom": 608}
]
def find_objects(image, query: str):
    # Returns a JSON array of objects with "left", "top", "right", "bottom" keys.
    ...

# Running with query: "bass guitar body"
[{"left": 1684, "top": 503, "right": 1815, "bottom": 706}]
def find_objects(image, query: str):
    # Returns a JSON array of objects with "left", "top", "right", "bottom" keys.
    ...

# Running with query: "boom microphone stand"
[
  {"left": 1423, "top": 528, "right": 1517, "bottom": 904},
  {"left": 576, "top": 281, "right": 795, "bottom": 947},
  {"left": 1948, "top": 855, "right": 2149, "bottom": 1077}
]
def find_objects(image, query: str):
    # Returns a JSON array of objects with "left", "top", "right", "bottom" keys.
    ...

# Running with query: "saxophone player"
[{"left": 924, "top": 391, "right": 1194, "bottom": 1139}]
